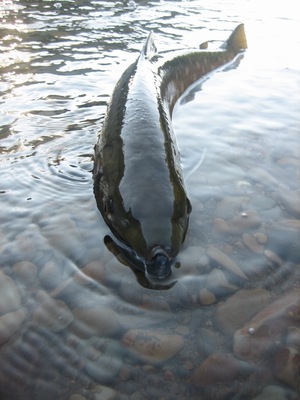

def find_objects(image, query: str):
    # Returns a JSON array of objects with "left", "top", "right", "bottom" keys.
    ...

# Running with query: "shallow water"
[{"left": 0, "top": 0, "right": 299, "bottom": 399}]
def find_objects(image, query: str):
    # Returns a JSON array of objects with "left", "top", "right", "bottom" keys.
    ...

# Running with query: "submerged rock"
[
  {"left": 12, "top": 261, "right": 38, "bottom": 287},
  {"left": 0, "top": 308, "right": 27, "bottom": 345},
  {"left": 0, "top": 270, "right": 22, "bottom": 315},
  {"left": 216, "top": 288, "right": 271, "bottom": 335},
  {"left": 122, "top": 329, "right": 184, "bottom": 364},
  {"left": 32, "top": 290, "right": 74, "bottom": 332},
  {"left": 191, "top": 352, "right": 252, "bottom": 386},
  {"left": 251, "top": 385, "right": 293, "bottom": 400},
  {"left": 273, "top": 346, "right": 300, "bottom": 391},
  {"left": 206, "top": 246, "right": 248, "bottom": 280},
  {"left": 233, "top": 289, "right": 300, "bottom": 360},
  {"left": 71, "top": 307, "right": 120, "bottom": 339}
]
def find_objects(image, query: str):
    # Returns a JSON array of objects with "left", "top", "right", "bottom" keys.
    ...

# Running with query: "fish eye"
[{"left": 104, "top": 198, "right": 114, "bottom": 215}]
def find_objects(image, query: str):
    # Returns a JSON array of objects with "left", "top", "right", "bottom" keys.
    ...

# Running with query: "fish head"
[
  {"left": 100, "top": 190, "right": 191, "bottom": 279},
  {"left": 145, "top": 247, "right": 172, "bottom": 279}
]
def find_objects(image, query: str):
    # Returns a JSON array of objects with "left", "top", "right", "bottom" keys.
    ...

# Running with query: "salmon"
[{"left": 93, "top": 24, "right": 247, "bottom": 279}]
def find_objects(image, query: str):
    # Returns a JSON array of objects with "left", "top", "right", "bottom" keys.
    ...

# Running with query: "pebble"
[
  {"left": 199, "top": 288, "right": 216, "bottom": 305},
  {"left": 0, "top": 308, "right": 27, "bottom": 345},
  {"left": 242, "top": 233, "right": 264, "bottom": 254},
  {"left": 253, "top": 232, "right": 268, "bottom": 245},
  {"left": 191, "top": 352, "right": 252, "bottom": 386},
  {"left": 122, "top": 329, "right": 184, "bottom": 364},
  {"left": 233, "top": 289, "right": 300, "bottom": 360},
  {"left": 272, "top": 188, "right": 300, "bottom": 216},
  {"left": 251, "top": 385, "right": 291, "bottom": 400},
  {"left": 196, "top": 328, "right": 225, "bottom": 357},
  {"left": 215, "top": 288, "right": 271, "bottom": 336},
  {"left": 247, "top": 167, "right": 279, "bottom": 189},
  {"left": 84, "top": 352, "right": 121, "bottom": 384},
  {"left": 93, "top": 385, "right": 117, "bottom": 400},
  {"left": 69, "top": 395, "right": 87, "bottom": 400},
  {"left": 206, "top": 246, "right": 248, "bottom": 280},
  {"left": 39, "top": 261, "right": 63, "bottom": 290},
  {"left": 177, "top": 246, "right": 208, "bottom": 274},
  {"left": 205, "top": 268, "right": 238, "bottom": 297},
  {"left": 264, "top": 249, "right": 284, "bottom": 266},
  {"left": 32, "top": 290, "right": 74, "bottom": 332},
  {"left": 213, "top": 209, "right": 261, "bottom": 236},
  {"left": 215, "top": 196, "right": 249, "bottom": 219},
  {"left": 0, "top": 270, "right": 22, "bottom": 315},
  {"left": 273, "top": 346, "right": 300, "bottom": 391},
  {"left": 266, "top": 221, "right": 300, "bottom": 263},
  {"left": 286, "top": 326, "right": 300, "bottom": 350},
  {"left": 12, "top": 261, "right": 38, "bottom": 287},
  {"left": 80, "top": 261, "right": 106, "bottom": 283},
  {"left": 71, "top": 307, "right": 120, "bottom": 339}
]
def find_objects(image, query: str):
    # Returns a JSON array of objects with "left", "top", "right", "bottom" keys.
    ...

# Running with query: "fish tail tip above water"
[
  {"left": 226, "top": 23, "right": 248, "bottom": 53},
  {"left": 142, "top": 31, "right": 157, "bottom": 60}
]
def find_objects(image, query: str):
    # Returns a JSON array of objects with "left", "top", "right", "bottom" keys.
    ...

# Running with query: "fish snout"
[{"left": 145, "top": 248, "right": 172, "bottom": 280}]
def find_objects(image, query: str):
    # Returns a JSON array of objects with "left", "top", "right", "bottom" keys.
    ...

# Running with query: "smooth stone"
[
  {"left": 272, "top": 188, "right": 300, "bottom": 216},
  {"left": 286, "top": 326, "right": 300, "bottom": 350},
  {"left": 177, "top": 246, "right": 207, "bottom": 273},
  {"left": 215, "top": 288, "right": 271, "bottom": 336},
  {"left": 273, "top": 347, "right": 300, "bottom": 391},
  {"left": 84, "top": 352, "right": 121, "bottom": 384},
  {"left": 199, "top": 288, "right": 216, "bottom": 305},
  {"left": 213, "top": 209, "right": 261, "bottom": 236},
  {"left": 205, "top": 268, "right": 238, "bottom": 296},
  {"left": 196, "top": 328, "right": 226, "bottom": 357},
  {"left": 191, "top": 353, "right": 252, "bottom": 386},
  {"left": 227, "top": 209, "right": 262, "bottom": 232},
  {"left": 0, "top": 308, "right": 27, "bottom": 345},
  {"left": 233, "top": 289, "right": 300, "bottom": 360},
  {"left": 248, "top": 194, "right": 276, "bottom": 211},
  {"left": 252, "top": 385, "right": 291, "bottom": 400},
  {"left": 122, "top": 329, "right": 184, "bottom": 364},
  {"left": 81, "top": 261, "right": 106, "bottom": 283},
  {"left": 266, "top": 221, "right": 300, "bottom": 263},
  {"left": 215, "top": 196, "right": 249, "bottom": 219},
  {"left": 247, "top": 167, "right": 279, "bottom": 189},
  {"left": 32, "top": 290, "right": 74, "bottom": 332},
  {"left": 39, "top": 261, "right": 63, "bottom": 290},
  {"left": 71, "top": 307, "right": 120, "bottom": 339},
  {"left": 93, "top": 385, "right": 117, "bottom": 400},
  {"left": 12, "top": 261, "right": 38, "bottom": 287},
  {"left": 206, "top": 246, "right": 248, "bottom": 280},
  {"left": 69, "top": 395, "right": 87, "bottom": 400},
  {"left": 253, "top": 232, "right": 268, "bottom": 245},
  {"left": 0, "top": 270, "right": 22, "bottom": 315},
  {"left": 264, "top": 249, "right": 284, "bottom": 266},
  {"left": 41, "top": 215, "right": 85, "bottom": 260},
  {"left": 242, "top": 233, "right": 264, "bottom": 254}
]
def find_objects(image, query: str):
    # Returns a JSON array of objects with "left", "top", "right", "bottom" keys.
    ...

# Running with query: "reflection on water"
[{"left": 0, "top": 0, "right": 299, "bottom": 399}]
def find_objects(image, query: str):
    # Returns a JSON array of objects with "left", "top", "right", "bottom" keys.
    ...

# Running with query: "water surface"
[{"left": 0, "top": 1, "right": 299, "bottom": 399}]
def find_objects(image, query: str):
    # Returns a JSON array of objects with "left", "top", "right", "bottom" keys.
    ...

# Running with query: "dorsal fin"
[
  {"left": 141, "top": 31, "right": 157, "bottom": 60},
  {"left": 225, "top": 23, "right": 247, "bottom": 52}
]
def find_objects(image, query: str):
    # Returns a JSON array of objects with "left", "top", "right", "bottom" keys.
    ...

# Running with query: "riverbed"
[{"left": 0, "top": 1, "right": 299, "bottom": 399}]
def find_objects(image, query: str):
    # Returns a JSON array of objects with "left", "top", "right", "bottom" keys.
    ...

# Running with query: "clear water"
[{"left": 0, "top": 1, "right": 299, "bottom": 399}]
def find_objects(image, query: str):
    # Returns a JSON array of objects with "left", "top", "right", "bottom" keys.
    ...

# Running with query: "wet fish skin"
[{"left": 93, "top": 24, "right": 247, "bottom": 279}]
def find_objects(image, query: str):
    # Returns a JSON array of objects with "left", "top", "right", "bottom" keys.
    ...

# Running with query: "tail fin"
[
  {"left": 226, "top": 23, "right": 247, "bottom": 53},
  {"left": 142, "top": 31, "right": 157, "bottom": 60}
]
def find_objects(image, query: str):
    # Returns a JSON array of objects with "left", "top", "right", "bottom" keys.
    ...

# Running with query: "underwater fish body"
[{"left": 93, "top": 24, "right": 247, "bottom": 279}]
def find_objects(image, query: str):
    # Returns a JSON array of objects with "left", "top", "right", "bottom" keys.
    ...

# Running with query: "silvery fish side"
[{"left": 93, "top": 24, "right": 247, "bottom": 280}]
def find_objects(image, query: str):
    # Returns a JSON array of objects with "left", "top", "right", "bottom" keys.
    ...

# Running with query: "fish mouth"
[{"left": 145, "top": 248, "right": 172, "bottom": 280}]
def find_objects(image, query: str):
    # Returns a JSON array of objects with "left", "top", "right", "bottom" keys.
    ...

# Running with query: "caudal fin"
[{"left": 226, "top": 23, "right": 247, "bottom": 53}]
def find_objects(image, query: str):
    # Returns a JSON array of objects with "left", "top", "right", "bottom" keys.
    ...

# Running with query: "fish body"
[{"left": 93, "top": 24, "right": 247, "bottom": 279}]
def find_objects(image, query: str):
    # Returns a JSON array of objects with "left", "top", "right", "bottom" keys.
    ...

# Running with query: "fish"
[{"left": 93, "top": 24, "right": 247, "bottom": 280}]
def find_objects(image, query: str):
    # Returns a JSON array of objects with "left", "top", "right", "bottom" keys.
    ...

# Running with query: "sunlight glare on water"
[{"left": 0, "top": 1, "right": 299, "bottom": 399}]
